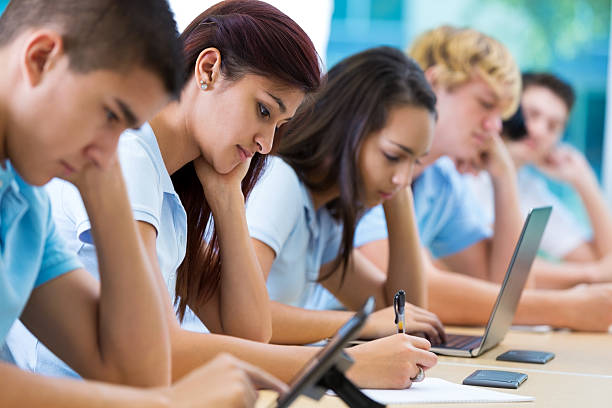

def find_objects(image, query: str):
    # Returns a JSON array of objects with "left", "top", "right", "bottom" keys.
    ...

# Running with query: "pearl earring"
[{"left": 200, "top": 80, "right": 208, "bottom": 90}]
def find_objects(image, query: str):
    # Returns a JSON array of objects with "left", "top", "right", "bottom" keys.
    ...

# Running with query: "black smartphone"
[
  {"left": 463, "top": 369, "right": 528, "bottom": 389},
  {"left": 496, "top": 349, "right": 555, "bottom": 364},
  {"left": 276, "top": 296, "right": 376, "bottom": 408}
]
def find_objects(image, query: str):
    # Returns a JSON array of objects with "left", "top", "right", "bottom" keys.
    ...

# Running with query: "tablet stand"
[{"left": 303, "top": 351, "right": 386, "bottom": 408}]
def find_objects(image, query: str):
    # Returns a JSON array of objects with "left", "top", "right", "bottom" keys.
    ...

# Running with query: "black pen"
[{"left": 393, "top": 290, "right": 406, "bottom": 334}]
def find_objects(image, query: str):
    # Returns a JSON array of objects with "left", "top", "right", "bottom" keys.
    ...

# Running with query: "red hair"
[{"left": 172, "top": 0, "right": 321, "bottom": 320}]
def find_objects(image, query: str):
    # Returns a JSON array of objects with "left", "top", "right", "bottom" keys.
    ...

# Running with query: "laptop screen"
[{"left": 478, "top": 206, "right": 552, "bottom": 354}]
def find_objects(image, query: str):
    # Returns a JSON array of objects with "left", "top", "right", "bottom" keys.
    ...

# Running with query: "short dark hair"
[
  {"left": 278, "top": 46, "right": 436, "bottom": 284},
  {"left": 522, "top": 72, "right": 575, "bottom": 112},
  {"left": 502, "top": 105, "right": 528, "bottom": 141},
  {"left": 0, "top": 0, "right": 184, "bottom": 99}
]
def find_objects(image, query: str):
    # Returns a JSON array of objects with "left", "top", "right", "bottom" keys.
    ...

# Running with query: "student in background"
[
  {"left": 355, "top": 26, "right": 612, "bottom": 332},
  {"left": 20, "top": 1, "right": 433, "bottom": 392},
  {"left": 467, "top": 72, "right": 612, "bottom": 289},
  {"left": 0, "top": 0, "right": 286, "bottom": 407},
  {"left": 245, "top": 46, "right": 443, "bottom": 379}
]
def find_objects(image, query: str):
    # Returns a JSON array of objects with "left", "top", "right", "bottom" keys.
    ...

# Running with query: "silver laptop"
[{"left": 431, "top": 206, "right": 552, "bottom": 357}]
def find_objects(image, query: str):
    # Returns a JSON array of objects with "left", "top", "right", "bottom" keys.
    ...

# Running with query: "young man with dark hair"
[
  {"left": 522, "top": 72, "right": 575, "bottom": 111},
  {"left": 469, "top": 71, "right": 612, "bottom": 288},
  {"left": 0, "top": 0, "right": 284, "bottom": 406}
]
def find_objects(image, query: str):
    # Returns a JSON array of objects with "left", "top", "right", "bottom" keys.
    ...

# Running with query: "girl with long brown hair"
[{"left": 246, "top": 46, "right": 447, "bottom": 352}]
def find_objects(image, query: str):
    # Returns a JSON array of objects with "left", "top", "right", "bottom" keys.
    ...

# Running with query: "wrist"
[
  {"left": 147, "top": 389, "right": 172, "bottom": 408},
  {"left": 358, "top": 321, "right": 378, "bottom": 340},
  {"left": 517, "top": 289, "right": 562, "bottom": 327},
  {"left": 205, "top": 186, "right": 244, "bottom": 212},
  {"left": 584, "top": 262, "right": 601, "bottom": 284},
  {"left": 76, "top": 161, "right": 124, "bottom": 198},
  {"left": 344, "top": 350, "right": 366, "bottom": 388},
  {"left": 383, "top": 188, "right": 412, "bottom": 215},
  {"left": 78, "top": 172, "right": 131, "bottom": 217},
  {"left": 489, "top": 166, "right": 517, "bottom": 188}
]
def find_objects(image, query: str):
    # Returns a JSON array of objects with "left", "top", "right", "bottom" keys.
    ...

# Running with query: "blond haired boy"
[{"left": 355, "top": 26, "right": 612, "bottom": 332}]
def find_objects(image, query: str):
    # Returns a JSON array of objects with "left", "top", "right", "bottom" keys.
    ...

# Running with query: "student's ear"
[
  {"left": 424, "top": 66, "right": 442, "bottom": 92},
  {"left": 194, "top": 47, "right": 222, "bottom": 91},
  {"left": 22, "top": 30, "right": 64, "bottom": 87}
]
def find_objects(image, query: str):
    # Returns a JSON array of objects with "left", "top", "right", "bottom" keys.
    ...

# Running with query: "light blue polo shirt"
[
  {"left": 44, "top": 123, "right": 188, "bottom": 292},
  {"left": 0, "top": 161, "right": 82, "bottom": 353},
  {"left": 9, "top": 123, "right": 205, "bottom": 378},
  {"left": 245, "top": 157, "right": 343, "bottom": 309},
  {"left": 355, "top": 156, "right": 492, "bottom": 258}
]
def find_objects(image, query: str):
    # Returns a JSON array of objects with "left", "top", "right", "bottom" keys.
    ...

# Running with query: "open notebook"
[{"left": 328, "top": 377, "right": 534, "bottom": 404}]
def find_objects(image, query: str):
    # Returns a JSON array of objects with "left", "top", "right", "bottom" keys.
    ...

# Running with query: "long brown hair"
[
  {"left": 172, "top": 0, "right": 321, "bottom": 321},
  {"left": 277, "top": 46, "right": 436, "bottom": 283}
]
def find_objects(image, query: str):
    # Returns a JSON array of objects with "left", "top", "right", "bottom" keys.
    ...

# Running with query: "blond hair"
[{"left": 409, "top": 25, "right": 520, "bottom": 118}]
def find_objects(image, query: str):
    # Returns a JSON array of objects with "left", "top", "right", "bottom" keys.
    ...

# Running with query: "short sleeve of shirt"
[
  {"left": 34, "top": 193, "right": 82, "bottom": 287},
  {"left": 116, "top": 132, "right": 164, "bottom": 232},
  {"left": 422, "top": 159, "right": 491, "bottom": 258},
  {"left": 48, "top": 132, "right": 164, "bottom": 246},
  {"left": 245, "top": 158, "right": 303, "bottom": 256}
]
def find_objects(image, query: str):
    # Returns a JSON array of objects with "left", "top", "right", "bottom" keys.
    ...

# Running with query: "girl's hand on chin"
[{"left": 193, "top": 156, "right": 252, "bottom": 208}]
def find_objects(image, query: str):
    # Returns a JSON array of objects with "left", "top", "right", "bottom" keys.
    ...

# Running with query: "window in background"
[
  {"left": 327, "top": 0, "right": 404, "bottom": 67},
  {"left": 328, "top": 0, "right": 610, "bottom": 224},
  {"left": 328, "top": 0, "right": 609, "bottom": 179}
]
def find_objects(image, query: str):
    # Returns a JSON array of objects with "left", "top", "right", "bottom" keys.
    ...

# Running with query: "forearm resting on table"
[
  {"left": 171, "top": 330, "right": 317, "bottom": 383},
  {"left": 427, "top": 268, "right": 568, "bottom": 328},
  {"left": 0, "top": 363, "right": 167, "bottom": 408},
  {"left": 270, "top": 301, "right": 352, "bottom": 345},
  {"left": 532, "top": 258, "right": 597, "bottom": 289}
]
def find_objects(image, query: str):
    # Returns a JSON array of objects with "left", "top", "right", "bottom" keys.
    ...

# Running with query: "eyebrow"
[
  {"left": 266, "top": 92, "right": 286, "bottom": 113},
  {"left": 390, "top": 141, "right": 416, "bottom": 155},
  {"left": 114, "top": 98, "right": 140, "bottom": 129},
  {"left": 389, "top": 140, "right": 430, "bottom": 157},
  {"left": 482, "top": 91, "right": 500, "bottom": 102}
]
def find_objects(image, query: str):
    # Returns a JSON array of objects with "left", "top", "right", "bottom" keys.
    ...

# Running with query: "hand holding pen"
[
  {"left": 394, "top": 290, "right": 406, "bottom": 334},
  {"left": 394, "top": 289, "right": 425, "bottom": 382}
]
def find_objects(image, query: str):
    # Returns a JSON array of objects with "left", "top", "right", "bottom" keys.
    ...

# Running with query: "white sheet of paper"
[{"left": 328, "top": 377, "right": 534, "bottom": 404}]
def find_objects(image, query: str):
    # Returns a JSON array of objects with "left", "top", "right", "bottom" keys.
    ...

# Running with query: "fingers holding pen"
[{"left": 347, "top": 333, "right": 437, "bottom": 389}]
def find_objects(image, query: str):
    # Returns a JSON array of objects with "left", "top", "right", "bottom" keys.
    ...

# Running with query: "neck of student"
[
  {"left": 303, "top": 164, "right": 341, "bottom": 210},
  {"left": 150, "top": 100, "right": 201, "bottom": 176},
  {"left": 310, "top": 186, "right": 340, "bottom": 211}
]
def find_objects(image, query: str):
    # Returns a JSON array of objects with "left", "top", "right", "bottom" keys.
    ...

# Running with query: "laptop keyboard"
[{"left": 438, "top": 334, "right": 482, "bottom": 350}]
